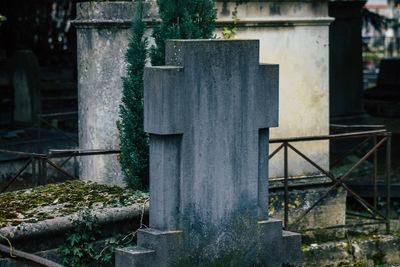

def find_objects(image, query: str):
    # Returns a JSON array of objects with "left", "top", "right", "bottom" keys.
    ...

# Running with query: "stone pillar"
[
  {"left": 116, "top": 40, "right": 301, "bottom": 267},
  {"left": 216, "top": 0, "right": 332, "bottom": 178},
  {"left": 329, "top": 0, "right": 368, "bottom": 125},
  {"left": 72, "top": 2, "right": 158, "bottom": 185}
]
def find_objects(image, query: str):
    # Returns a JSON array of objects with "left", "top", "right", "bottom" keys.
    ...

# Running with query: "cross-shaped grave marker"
[{"left": 116, "top": 39, "right": 301, "bottom": 267}]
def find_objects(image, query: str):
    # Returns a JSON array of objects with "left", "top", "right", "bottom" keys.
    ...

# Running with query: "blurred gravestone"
[
  {"left": 116, "top": 40, "right": 301, "bottom": 266},
  {"left": 11, "top": 50, "right": 41, "bottom": 125}
]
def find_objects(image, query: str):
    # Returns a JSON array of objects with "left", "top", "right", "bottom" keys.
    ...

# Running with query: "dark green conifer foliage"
[
  {"left": 118, "top": 0, "right": 149, "bottom": 190},
  {"left": 150, "top": 0, "right": 217, "bottom": 66}
]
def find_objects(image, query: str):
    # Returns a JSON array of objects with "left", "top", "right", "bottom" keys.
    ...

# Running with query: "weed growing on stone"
[
  {"left": 59, "top": 206, "right": 101, "bottom": 266},
  {"left": 59, "top": 199, "right": 147, "bottom": 266}
]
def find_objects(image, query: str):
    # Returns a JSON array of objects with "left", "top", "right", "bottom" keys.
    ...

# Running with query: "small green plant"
[
  {"left": 59, "top": 202, "right": 141, "bottom": 266},
  {"left": 222, "top": 4, "right": 239, "bottom": 39},
  {"left": 59, "top": 206, "right": 101, "bottom": 267}
]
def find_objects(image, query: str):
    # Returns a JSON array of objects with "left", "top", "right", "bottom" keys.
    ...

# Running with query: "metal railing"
[
  {"left": 269, "top": 129, "right": 392, "bottom": 233},
  {"left": 37, "top": 111, "right": 78, "bottom": 153},
  {"left": 0, "top": 148, "right": 120, "bottom": 193},
  {"left": 0, "top": 111, "right": 120, "bottom": 192}
]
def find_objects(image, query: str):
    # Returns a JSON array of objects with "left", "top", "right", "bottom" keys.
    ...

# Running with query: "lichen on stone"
[{"left": 0, "top": 180, "right": 148, "bottom": 228}]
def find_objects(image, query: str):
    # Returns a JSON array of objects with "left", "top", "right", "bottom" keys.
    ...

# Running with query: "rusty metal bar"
[
  {"left": 40, "top": 157, "right": 47, "bottom": 185},
  {"left": 39, "top": 117, "right": 78, "bottom": 145},
  {"left": 58, "top": 154, "right": 74, "bottom": 168},
  {"left": 270, "top": 129, "right": 387, "bottom": 143},
  {"left": 0, "top": 243, "right": 63, "bottom": 267},
  {"left": 0, "top": 159, "right": 32, "bottom": 193},
  {"left": 0, "top": 156, "right": 31, "bottom": 163},
  {"left": 46, "top": 159, "right": 77, "bottom": 180},
  {"left": 269, "top": 143, "right": 284, "bottom": 160},
  {"left": 287, "top": 143, "right": 385, "bottom": 220},
  {"left": 299, "top": 221, "right": 386, "bottom": 232},
  {"left": 39, "top": 111, "right": 77, "bottom": 118},
  {"left": 330, "top": 124, "right": 385, "bottom": 129},
  {"left": 47, "top": 149, "right": 120, "bottom": 158},
  {"left": 287, "top": 143, "right": 335, "bottom": 179},
  {"left": 31, "top": 156, "right": 36, "bottom": 186},
  {"left": 330, "top": 136, "right": 372, "bottom": 169},
  {"left": 74, "top": 156, "right": 78, "bottom": 177},
  {"left": 346, "top": 211, "right": 379, "bottom": 220},
  {"left": 0, "top": 149, "right": 44, "bottom": 157},
  {"left": 386, "top": 134, "right": 392, "bottom": 233},
  {"left": 284, "top": 142, "right": 289, "bottom": 231},
  {"left": 38, "top": 156, "right": 42, "bottom": 186},
  {"left": 289, "top": 137, "right": 388, "bottom": 230},
  {"left": 37, "top": 119, "right": 41, "bottom": 153},
  {"left": 373, "top": 136, "right": 378, "bottom": 209}
]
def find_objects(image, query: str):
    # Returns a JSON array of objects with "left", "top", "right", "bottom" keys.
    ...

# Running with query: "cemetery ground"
[{"left": 0, "top": 177, "right": 399, "bottom": 266}]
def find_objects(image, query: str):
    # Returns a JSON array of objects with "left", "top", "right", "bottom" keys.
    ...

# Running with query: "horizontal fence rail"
[{"left": 0, "top": 148, "right": 120, "bottom": 193}]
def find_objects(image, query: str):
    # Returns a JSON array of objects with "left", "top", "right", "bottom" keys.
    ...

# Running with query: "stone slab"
[
  {"left": 115, "top": 247, "right": 155, "bottom": 266},
  {"left": 282, "top": 230, "right": 302, "bottom": 266}
]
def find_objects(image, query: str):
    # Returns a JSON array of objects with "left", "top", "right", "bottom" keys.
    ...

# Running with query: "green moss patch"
[{"left": 0, "top": 181, "right": 148, "bottom": 228}]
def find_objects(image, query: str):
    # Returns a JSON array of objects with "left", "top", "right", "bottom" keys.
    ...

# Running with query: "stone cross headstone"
[{"left": 116, "top": 40, "right": 301, "bottom": 266}]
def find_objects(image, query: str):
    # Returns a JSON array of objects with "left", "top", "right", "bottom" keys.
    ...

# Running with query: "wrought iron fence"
[
  {"left": 0, "top": 111, "right": 120, "bottom": 192},
  {"left": 269, "top": 129, "right": 392, "bottom": 233}
]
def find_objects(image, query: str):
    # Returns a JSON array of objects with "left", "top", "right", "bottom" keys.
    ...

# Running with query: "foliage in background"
[
  {"left": 150, "top": 0, "right": 217, "bottom": 65},
  {"left": 118, "top": 0, "right": 149, "bottom": 190}
]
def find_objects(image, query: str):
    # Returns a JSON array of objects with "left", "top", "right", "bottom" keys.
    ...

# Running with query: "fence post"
[
  {"left": 40, "top": 157, "right": 47, "bottom": 185},
  {"left": 37, "top": 115, "right": 41, "bottom": 153},
  {"left": 284, "top": 142, "right": 289, "bottom": 230},
  {"left": 373, "top": 136, "right": 377, "bottom": 210},
  {"left": 31, "top": 156, "right": 36, "bottom": 186},
  {"left": 386, "top": 133, "right": 391, "bottom": 233}
]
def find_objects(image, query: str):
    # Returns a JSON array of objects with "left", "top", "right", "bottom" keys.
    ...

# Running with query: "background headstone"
[
  {"left": 329, "top": 0, "right": 368, "bottom": 125},
  {"left": 11, "top": 50, "right": 41, "bottom": 125}
]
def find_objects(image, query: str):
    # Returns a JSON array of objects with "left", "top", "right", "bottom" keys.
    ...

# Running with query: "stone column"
[
  {"left": 72, "top": 1, "right": 157, "bottom": 185},
  {"left": 329, "top": 0, "right": 368, "bottom": 125},
  {"left": 116, "top": 40, "right": 301, "bottom": 267}
]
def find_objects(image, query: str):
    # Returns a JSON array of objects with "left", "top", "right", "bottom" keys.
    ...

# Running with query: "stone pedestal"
[
  {"left": 72, "top": 1, "right": 158, "bottom": 185},
  {"left": 216, "top": 0, "right": 332, "bottom": 178},
  {"left": 116, "top": 40, "right": 301, "bottom": 266}
]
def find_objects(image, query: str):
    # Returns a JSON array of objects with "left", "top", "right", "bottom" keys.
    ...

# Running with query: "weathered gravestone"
[
  {"left": 11, "top": 50, "right": 41, "bottom": 125},
  {"left": 116, "top": 40, "right": 301, "bottom": 266}
]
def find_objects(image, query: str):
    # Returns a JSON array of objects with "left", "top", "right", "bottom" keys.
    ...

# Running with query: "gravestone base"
[{"left": 115, "top": 219, "right": 301, "bottom": 267}]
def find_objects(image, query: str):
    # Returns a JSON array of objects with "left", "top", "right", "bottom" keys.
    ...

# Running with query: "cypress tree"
[
  {"left": 150, "top": 0, "right": 217, "bottom": 66},
  {"left": 118, "top": 0, "right": 149, "bottom": 190}
]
